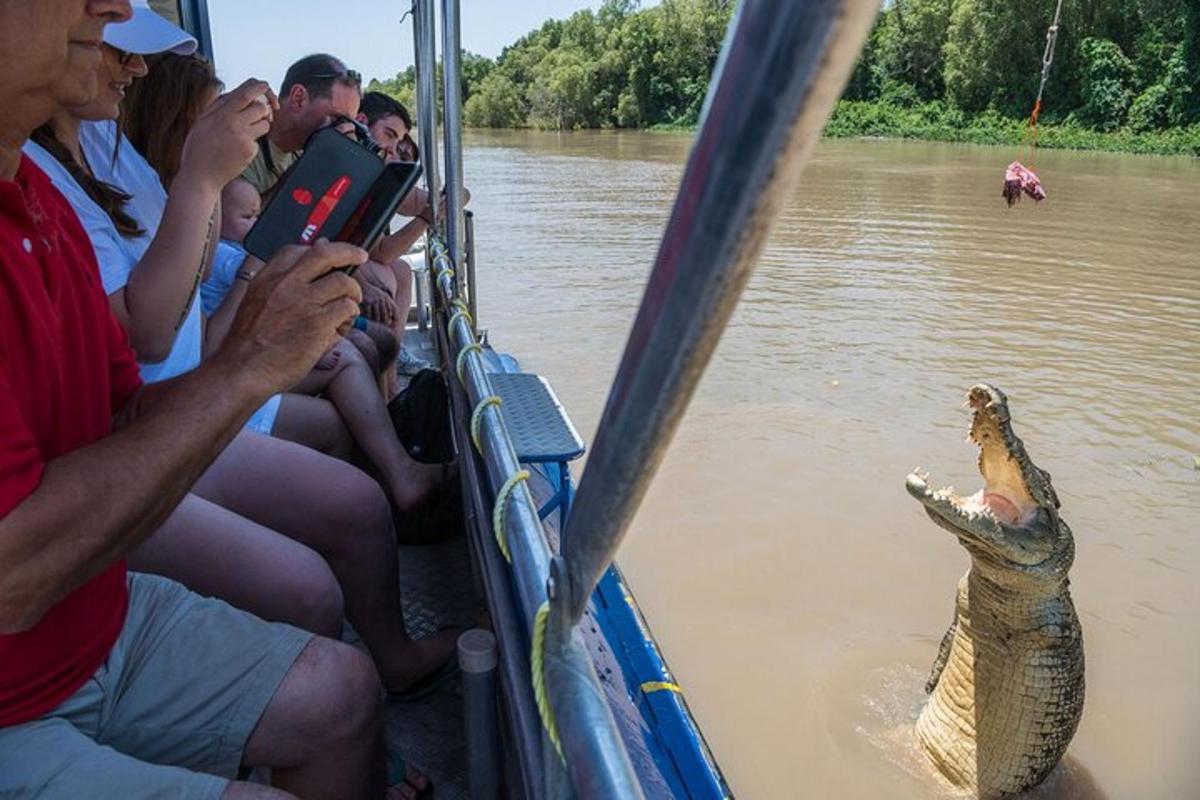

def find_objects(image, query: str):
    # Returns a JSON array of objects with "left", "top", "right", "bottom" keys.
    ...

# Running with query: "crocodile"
[{"left": 905, "top": 384, "right": 1084, "bottom": 799}]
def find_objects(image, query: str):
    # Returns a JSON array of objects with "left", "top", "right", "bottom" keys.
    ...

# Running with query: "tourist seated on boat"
[
  {"left": 349, "top": 92, "right": 433, "bottom": 382},
  {"left": 0, "top": 4, "right": 440, "bottom": 797},
  {"left": 21, "top": 7, "right": 460, "bottom": 700}
]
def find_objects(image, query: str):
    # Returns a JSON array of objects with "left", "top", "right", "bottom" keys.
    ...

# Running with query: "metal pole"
[
  {"left": 413, "top": 252, "right": 429, "bottom": 332},
  {"left": 464, "top": 208, "right": 478, "bottom": 329},
  {"left": 459, "top": 629, "right": 500, "bottom": 800},
  {"left": 560, "top": 0, "right": 881, "bottom": 623},
  {"left": 413, "top": 0, "right": 441, "bottom": 230},
  {"left": 440, "top": 0, "right": 466, "bottom": 296}
]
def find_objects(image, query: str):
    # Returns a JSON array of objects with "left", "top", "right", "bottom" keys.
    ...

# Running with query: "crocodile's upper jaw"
[{"left": 906, "top": 384, "right": 1065, "bottom": 567}]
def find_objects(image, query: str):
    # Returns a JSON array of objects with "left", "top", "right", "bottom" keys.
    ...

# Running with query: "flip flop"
[
  {"left": 388, "top": 753, "right": 433, "bottom": 799},
  {"left": 387, "top": 654, "right": 460, "bottom": 702}
]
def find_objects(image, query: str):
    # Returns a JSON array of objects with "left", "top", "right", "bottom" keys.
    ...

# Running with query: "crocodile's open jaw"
[{"left": 906, "top": 384, "right": 1061, "bottom": 566}]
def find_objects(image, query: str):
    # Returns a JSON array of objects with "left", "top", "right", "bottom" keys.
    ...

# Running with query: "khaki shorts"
[{"left": 0, "top": 572, "right": 313, "bottom": 799}]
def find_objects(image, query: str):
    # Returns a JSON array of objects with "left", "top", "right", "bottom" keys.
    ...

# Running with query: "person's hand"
[
  {"left": 219, "top": 240, "right": 366, "bottom": 396},
  {"left": 360, "top": 282, "right": 398, "bottom": 325},
  {"left": 179, "top": 79, "right": 279, "bottom": 193}
]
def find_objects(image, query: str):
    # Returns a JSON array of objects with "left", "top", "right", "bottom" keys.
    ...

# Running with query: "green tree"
[
  {"left": 1076, "top": 37, "right": 1134, "bottom": 130},
  {"left": 464, "top": 73, "right": 524, "bottom": 128}
]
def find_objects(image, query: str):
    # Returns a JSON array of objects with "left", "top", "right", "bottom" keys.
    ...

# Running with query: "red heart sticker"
[{"left": 291, "top": 188, "right": 314, "bottom": 206}]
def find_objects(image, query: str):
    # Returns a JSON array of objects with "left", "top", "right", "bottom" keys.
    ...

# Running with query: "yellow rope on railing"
[
  {"left": 448, "top": 308, "right": 473, "bottom": 333},
  {"left": 470, "top": 395, "right": 502, "bottom": 453},
  {"left": 456, "top": 342, "right": 484, "bottom": 383},
  {"left": 490, "top": 469, "right": 529, "bottom": 563},
  {"left": 531, "top": 600, "right": 564, "bottom": 761}
]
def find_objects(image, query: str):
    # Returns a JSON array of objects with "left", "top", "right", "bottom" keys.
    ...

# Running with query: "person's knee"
[
  {"left": 302, "top": 639, "right": 381, "bottom": 743},
  {"left": 391, "top": 258, "right": 413, "bottom": 285},
  {"left": 285, "top": 554, "right": 344, "bottom": 638},
  {"left": 344, "top": 329, "right": 381, "bottom": 374},
  {"left": 314, "top": 465, "right": 394, "bottom": 551}
]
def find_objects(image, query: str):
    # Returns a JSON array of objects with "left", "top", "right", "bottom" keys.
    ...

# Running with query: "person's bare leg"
[
  {"left": 291, "top": 342, "right": 439, "bottom": 511},
  {"left": 388, "top": 258, "right": 414, "bottom": 349},
  {"left": 344, "top": 328, "right": 382, "bottom": 375},
  {"left": 242, "top": 638, "right": 385, "bottom": 800},
  {"left": 130, "top": 493, "right": 344, "bottom": 638},
  {"left": 270, "top": 394, "right": 354, "bottom": 460},
  {"left": 194, "top": 431, "right": 459, "bottom": 691}
]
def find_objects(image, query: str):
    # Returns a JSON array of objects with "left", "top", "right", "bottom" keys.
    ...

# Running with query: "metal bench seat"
[{"left": 487, "top": 372, "right": 585, "bottom": 524}]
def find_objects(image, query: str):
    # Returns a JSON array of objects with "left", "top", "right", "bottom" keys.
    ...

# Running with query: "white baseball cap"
[{"left": 103, "top": 0, "right": 198, "bottom": 56}]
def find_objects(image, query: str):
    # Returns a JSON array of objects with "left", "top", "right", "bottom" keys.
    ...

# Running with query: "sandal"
[{"left": 388, "top": 753, "right": 433, "bottom": 799}]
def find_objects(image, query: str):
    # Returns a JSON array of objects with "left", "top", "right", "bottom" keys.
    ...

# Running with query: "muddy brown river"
[{"left": 462, "top": 131, "right": 1199, "bottom": 799}]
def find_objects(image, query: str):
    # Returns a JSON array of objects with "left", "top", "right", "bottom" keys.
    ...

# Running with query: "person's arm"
[
  {"left": 370, "top": 216, "right": 427, "bottom": 265},
  {"left": 0, "top": 241, "right": 365, "bottom": 634},
  {"left": 369, "top": 184, "right": 472, "bottom": 265},
  {"left": 204, "top": 255, "right": 262, "bottom": 356},
  {"left": 108, "top": 80, "right": 276, "bottom": 363}
]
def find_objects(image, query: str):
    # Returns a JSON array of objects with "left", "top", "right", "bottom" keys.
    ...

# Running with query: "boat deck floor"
[{"left": 360, "top": 325, "right": 569, "bottom": 797}]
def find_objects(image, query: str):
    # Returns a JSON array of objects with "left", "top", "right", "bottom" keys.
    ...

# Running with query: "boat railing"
[{"left": 415, "top": 0, "right": 880, "bottom": 795}]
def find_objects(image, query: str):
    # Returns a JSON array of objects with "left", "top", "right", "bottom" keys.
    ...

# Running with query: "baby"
[
  {"left": 202, "top": 178, "right": 340, "bottom": 370},
  {"left": 203, "top": 178, "right": 397, "bottom": 381}
]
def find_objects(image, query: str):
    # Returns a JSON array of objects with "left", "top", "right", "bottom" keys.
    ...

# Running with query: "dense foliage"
[
  {"left": 368, "top": 0, "right": 1199, "bottom": 153},
  {"left": 369, "top": 0, "right": 734, "bottom": 130}
]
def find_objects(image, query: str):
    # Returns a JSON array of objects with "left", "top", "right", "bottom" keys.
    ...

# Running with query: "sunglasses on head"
[{"left": 309, "top": 69, "right": 362, "bottom": 89}]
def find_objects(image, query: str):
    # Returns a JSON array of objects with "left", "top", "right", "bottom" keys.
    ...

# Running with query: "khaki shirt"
[{"left": 242, "top": 137, "right": 298, "bottom": 197}]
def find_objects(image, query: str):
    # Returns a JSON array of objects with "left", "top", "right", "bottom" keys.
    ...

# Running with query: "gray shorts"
[{"left": 0, "top": 572, "right": 313, "bottom": 799}]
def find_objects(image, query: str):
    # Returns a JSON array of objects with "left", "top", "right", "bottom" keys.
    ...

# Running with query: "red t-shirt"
[{"left": 0, "top": 155, "right": 143, "bottom": 727}]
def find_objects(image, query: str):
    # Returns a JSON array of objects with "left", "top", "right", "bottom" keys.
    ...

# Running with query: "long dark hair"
[
  {"left": 123, "top": 53, "right": 223, "bottom": 189},
  {"left": 30, "top": 123, "right": 145, "bottom": 238}
]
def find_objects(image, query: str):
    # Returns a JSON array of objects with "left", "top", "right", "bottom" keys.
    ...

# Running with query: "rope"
[
  {"left": 531, "top": 601, "right": 564, "bottom": 760},
  {"left": 448, "top": 307, "right": 474, "bottom": 333},
  {"left": 1020, "top": 0, "right": 1064, "bottom": 167},
  {"left": 456, "top": 342, "right": 483, "bottom": 383},
  {"left": 490, "top": 469, "right": 529, "bottom": 563},
  {"left": 470, "top": 395, "right": 502, "bottom": 453}
]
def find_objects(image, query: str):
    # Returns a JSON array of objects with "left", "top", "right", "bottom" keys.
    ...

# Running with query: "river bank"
[{"left": 641, "top": 99, "right": 1200, "bottom": 157}]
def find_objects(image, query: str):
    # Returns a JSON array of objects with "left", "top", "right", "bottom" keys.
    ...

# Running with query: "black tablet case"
[{"left": 244, "top": 127, "right": 422, "bottom": 261}]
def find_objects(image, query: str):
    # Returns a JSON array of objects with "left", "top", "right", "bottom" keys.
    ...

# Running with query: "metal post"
[
  {"left": 413, "top": 252, "right": 429, "bottom": 332},
  {"left": 464, "top": 208, "right": 478, "bottom": 329},
  {"left": 413, "top": 0, "right": 441, "bottom": 230},
  {"left": 560, "top": 0, "right": 881, "bottom": 623},
  {"left": 440, "top": 0, "right": 466, "bottom": 296},
  {"left": 459, "top": 629, "right": 500, "bottom": 800}
]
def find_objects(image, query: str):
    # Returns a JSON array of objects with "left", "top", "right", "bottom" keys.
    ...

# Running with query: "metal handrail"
[
  {"left": 440, "top": 0, "right": 467, "bottom": 301},
  {"left": 413, "top": 0, "right": 441, "bottom": 232},
  {"left": 560, "top": 0, "right": 881, "bottom": 623},
  {"left": 427, "top": 238, "right": 643, "bottom": 800}
]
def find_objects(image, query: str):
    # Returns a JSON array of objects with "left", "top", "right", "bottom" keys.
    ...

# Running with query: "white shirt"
[
  {"left": 24, "top": 126, "right": 280, "bottom": 433},
  {"left": 25, "top": 123, "right": 203, "bottom": 385}
]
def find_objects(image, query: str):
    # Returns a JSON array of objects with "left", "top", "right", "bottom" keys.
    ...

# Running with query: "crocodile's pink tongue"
[{"left": 983, "top": 492, "right": 1021, "bottom": 525}]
